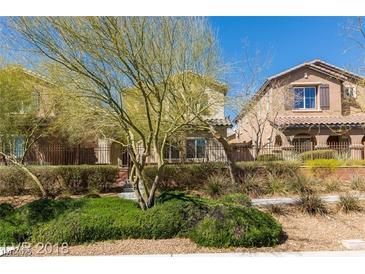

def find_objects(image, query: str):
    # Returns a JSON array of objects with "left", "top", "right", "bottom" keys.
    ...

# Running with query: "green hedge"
[
  {"left": 257, "top": 154, "right": 283, "bottom": 161},
  {"left": 144, "top": 162, "right": 228, "bottom": 191},
  {"left": 144, "top": 161, "right": 300, "bottom": 192},
  {"left": 0, "top": 165, "right": 120, "bottom": 196},
  {"left": 0, "top": 194, "right": 282, "bottom": 248},
  {"left": 298, "top": 149, "right": 336, "bottom": 161},
  {"left": 305, "top": 159, "right": 342, "bottom": 169}
]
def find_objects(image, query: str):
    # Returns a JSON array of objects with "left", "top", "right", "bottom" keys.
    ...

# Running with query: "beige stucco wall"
[{"left": 206, "top": 87, "right": 225, "bottom": 119}]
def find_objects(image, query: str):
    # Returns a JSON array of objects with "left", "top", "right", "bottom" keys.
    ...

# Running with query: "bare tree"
[
  {"left": 227, "top": 43, "right": 291, "bottom": 158},
  {"left": 9, "top": 17, "right": 223, "bottom": 209}
]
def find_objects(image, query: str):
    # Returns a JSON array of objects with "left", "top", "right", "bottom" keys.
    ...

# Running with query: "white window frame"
[
  {"left": 186, "top": 138, "right": 206, "bottom": 160},
  {"left": 293, "top": 86, "right": 317, "bottom": 110},
  {"left": 164, "top": 143, "right": 180, "bottom": 161}
]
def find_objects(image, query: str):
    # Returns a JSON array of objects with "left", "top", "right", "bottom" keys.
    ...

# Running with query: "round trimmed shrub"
[
  {"left": 138, "top": 199, "right": 208, "bottom": 239},
  {"left": 216, "top": 193, "right": 252, "bottom": 207},
  {"left": 189, "top": 205, "right": 282, "bottom": 248}
]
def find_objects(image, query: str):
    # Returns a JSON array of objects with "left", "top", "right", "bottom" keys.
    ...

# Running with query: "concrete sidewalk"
[
  {"left": 170, "top": 250, "right": 365, "bottom": 257},
  {"left": 252, "top": 194, "right": 365, "bottom": 206}
]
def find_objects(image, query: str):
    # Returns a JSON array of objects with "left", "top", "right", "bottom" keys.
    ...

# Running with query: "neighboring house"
[
  {"left": 234, "top": 59, "right": 365, "bottom": 160},
  {"left": 0, "top": 67, "right": 110, "bottom": 166},
  {"left": 137, "top": 76, "right": 232, "bottom": 165}
]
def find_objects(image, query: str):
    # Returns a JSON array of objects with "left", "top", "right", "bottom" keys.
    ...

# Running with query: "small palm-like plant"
[
  {"left": 338, "top": 194, "right": 362, "bottom": 213},
  {"left": 350, "top": 174, "right": 365, "bottom": 191},
  {"left": 324, "top": 179, "right": 340, "bottom": 192},
  {"left": 299, "top": 193, "right": 327, "bottom": 215},
  {"left": 205, "top": 174, "right": 229, "bottom": 198}
]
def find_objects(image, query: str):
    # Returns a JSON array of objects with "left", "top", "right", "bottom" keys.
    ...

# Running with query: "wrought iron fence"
[
  {"left": 231, "top": 141, "right": 356, "bottom": 161},
  {"left": 125, "top": 141, "right": 358, "bottom": 165},
  {"left": 1, "top": 141, "right": 359, "bottom": 167},
  {"left": 0, "top": 144, "right": 112, "bottom": 166}
]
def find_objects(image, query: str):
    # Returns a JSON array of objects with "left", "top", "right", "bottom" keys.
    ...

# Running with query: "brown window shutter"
[
  {"left": 320, "top": 85, "right": 330, "bottom": 110},
  {"left": 284, "top": 87, "right": 294, "bottom": 110}
]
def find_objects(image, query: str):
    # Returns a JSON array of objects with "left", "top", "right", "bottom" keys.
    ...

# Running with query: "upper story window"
[{"left": 293, "top": 87, "right": 316, "bottom": 110}]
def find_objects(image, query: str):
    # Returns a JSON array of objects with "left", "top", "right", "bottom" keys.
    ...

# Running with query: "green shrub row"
[
  {"left": 0, "top": 165, "right": 120, "bottom": 196},
  {"left": 144, "top": 161, "right": 301, "bottom": 192},
  {"left": 0, "top": 194, "right": 282, "bottom": 248},
  {"left": 305, "top": 159, "right": 342, "bottom": 169},
  {"left": 298, "top": 149, "right": 336, "bottom": 161},
  {"left": 304, "top": 159, "right": 365, "bottom": 167},
  {"left": 257, "top": 154, "right": 283, "bottom": 161}
]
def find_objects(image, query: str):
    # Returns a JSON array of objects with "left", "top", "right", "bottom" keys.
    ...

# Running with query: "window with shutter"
[{"left": 320, "top": 85, "right": 330, "bottom": 110}]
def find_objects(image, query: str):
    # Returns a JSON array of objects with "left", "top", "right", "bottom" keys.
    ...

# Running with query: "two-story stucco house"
[
  {"left": 140, "top": 75, "right": 232, "bottom": 164},
  {"left": 234, "top": 59, "right": 365, "bottom": 160}
]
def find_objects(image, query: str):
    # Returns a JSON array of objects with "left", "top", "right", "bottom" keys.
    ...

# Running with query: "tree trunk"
[
  {"left": 133, "top": 177, "right": 147, "bottom": 211},
  {"left": 20, "top": 165, "right": 47, "bottom": 198},
  {"left": 129, "top": 164, "right": 147, "bottom": 210},
  {"left": 1, "top": 154, "right": 7, "bottom": 166},
  {"left": 146, "top": 163, "right": 164, "bottom": 208},
  {"left": 213, "top": 133, "right": 239, "bottom": 186}
]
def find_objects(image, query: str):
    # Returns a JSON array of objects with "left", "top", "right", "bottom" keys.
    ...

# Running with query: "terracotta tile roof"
[
  {"left": 274, "top": 114, "right": 365, "bottom": 127},
  {"left": 206, "top": 118, "right": 232, "bottom": 127}
]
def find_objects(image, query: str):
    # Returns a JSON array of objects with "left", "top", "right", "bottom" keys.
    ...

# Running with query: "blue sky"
[{"left": 209, "top": 16, "right": 364, "bottom": 81}]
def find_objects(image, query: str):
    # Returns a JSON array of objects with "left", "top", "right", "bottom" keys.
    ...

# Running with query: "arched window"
[
  {"left": 274, "top": 135, "right": 282, "bottom": 147},
  {"left": 327, "top": 135, "right": 351, "bottom": 148},
  {"left": 292, "top": 134, "right": 316, "bottom": 152}
]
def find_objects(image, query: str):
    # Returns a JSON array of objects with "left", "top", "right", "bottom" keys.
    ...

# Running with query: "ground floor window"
[
  {"left": 186, "top": 138, "right": 206, "bottom": 159},
  {"left": 1, "top": 136, "right": 25, "bottom": 159},
  {"left": 13, "top": 136, "right": 25, "bottom": 158},
  {"left": 164, "top": 143, "right": 180, "bottom": 160},
  {"left": 327, "top": 135, "right": 351, "bottom": 159}
]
